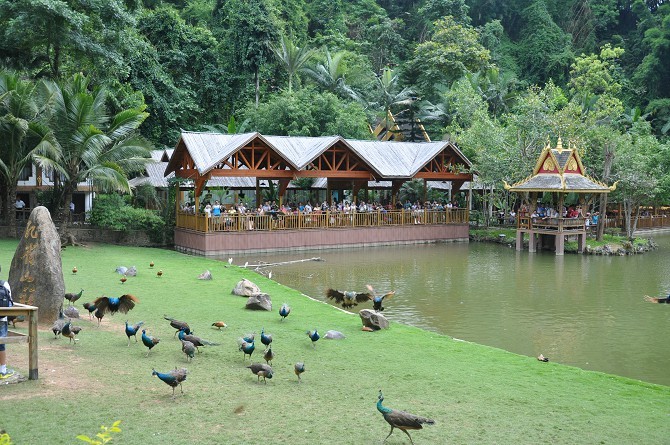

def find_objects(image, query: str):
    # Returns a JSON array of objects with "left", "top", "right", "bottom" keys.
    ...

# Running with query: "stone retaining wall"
[{"left": 0, "top": 225, "right": 165, "bottom": 247}]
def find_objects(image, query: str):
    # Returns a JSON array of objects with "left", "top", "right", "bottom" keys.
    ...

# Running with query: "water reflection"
[{"left": 228, "top": 235, "right": 670, "bottom": 386}]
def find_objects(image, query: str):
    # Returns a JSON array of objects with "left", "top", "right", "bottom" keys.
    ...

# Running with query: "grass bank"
[{"left": 0, "top": 239, "right": 668, "bottom": 444}]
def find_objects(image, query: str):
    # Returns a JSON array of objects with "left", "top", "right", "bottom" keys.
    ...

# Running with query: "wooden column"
[
  {"left": 555, "top": 234, "right": 565, "bottom": 255},
  {"left": 29, "top": 306, "right": 38, "bottom": 380}
]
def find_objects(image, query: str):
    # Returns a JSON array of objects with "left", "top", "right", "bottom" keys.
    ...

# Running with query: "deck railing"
[
  {"left": 176, "top": 208, "right": 469, "bottom": 233},
  {"left": 518, "top": 216, "right": 587, "bottom": 231}
]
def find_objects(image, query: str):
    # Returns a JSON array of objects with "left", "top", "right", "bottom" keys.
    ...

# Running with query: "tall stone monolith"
[{"left": 8, "top": 206, "right": 64, "bottom": 323}]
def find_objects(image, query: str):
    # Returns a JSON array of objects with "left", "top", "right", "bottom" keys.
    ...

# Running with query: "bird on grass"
[
  {"left": 94, "top": 308, "right": 104, "bottom": 326},
  {"left": 156, "top": 270, "right": 163, "bottom": 278},
  {"left": 51, "top": 310, "right": 66, "bottom": 338},
  {"left": 152, "top": 368, "right": 188, "bottom": 399},
  {"left": 93, "top": 294, "right": 139, "bottom": 316},
  {"left": 120, "top": 275, "right": 127, "bottom": 284},
  {"left": 294, "top": 362, "right": 305, "bottom": 382},
  {"left": 82, "top": 302, "right": 96, "bottom": 320},
  {"left": 279, "top": 303, "right": 291, "bottom": 321},
  {"left": 211, "top": 321, "right": 227, "bottom": 330},
  {"left": 326, "top": 289, "right": 372, "bottom": 309},
  {"left": 366, "top": 284, "right": 395, "bottom": 312},
  {"left": 260, "top": 328, "right": 272, "bottom": 347},
  {"left": 181, "top": 340, "right": 196, "bottom": 361},
  {"left": 306, "top": 330, "right": 320, "bottom": 347},
  {"left": 141, "top": 329, "right": 160, "bottom": 357},
  {"left": 242, "top": 333, "right": 255, "bottom": 343},
  {"left": 72, "top": 266, "right": 78, "bottom": 275},
  {"left": 61, "top": 321, "right": 82, "bottom": 344},
  {"left": 63, "top": 305, "right": 80, "bottom": 319},
  {"left": 246, "top": 363, "right": 273, "bottom": 383},
  {"left": 7, "top": 315, "right": 25, "bottom": 329},
  {"left": 644, "top": 294, "right": 670, "bottom": 303},
  {"left": 537, "top": 354, "right": 549, "bottom": 362},
  {"left": 150, "top": 261, "right": 155, "bottom": 268},
  {"left": 377, "top": 390, "right": 435, "bottom": 445},
  {"left": 165, "top": 316, "right": 191, "bottom": 337},
  {"left": 125, "top": 320, "right": 144, "bottom": 346},
  {"left": 64, "top": 289, "right": 84, "bottom": 306},
  {"left": 263, "top": 346, "right": 275, "bottom": 365},
  {"left": 177, "top": 329, "right": 219, "bottom": 353},
  {"left": 238, "top": 338, "right": 255, "bottom": 360}
]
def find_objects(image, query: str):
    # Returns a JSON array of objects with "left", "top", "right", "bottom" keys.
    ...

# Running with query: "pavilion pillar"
[
  {"left": 578, "top": 232, "right": 586, "bottom": 253},
  {"left": 255, "top": 179, "right": 261, "bottom": 209},
  {"left": 516, "top": 230, "right": 524, "bottom": 251},
  {"left": 555, "top": 234, "right": 565, "bottom": 255},
  {"left": 528, "top": 232, "right": 537, "bottom": 253},
  {"left": 278, "top": 178, "right": 290, "bottom": 206}
]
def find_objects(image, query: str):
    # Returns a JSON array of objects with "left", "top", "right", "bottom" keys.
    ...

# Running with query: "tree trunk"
[
  {"left": 8, "top": 184, "right": 18, "bottom": 238},
  {"left": 255, "top": 69, "right": 260, "bottom": 108},
  {"left": 597, "top": 141, "right": 615, "bottom": 240}
]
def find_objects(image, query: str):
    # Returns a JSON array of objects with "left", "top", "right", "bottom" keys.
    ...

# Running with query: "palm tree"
[
  {"left": 271, "top": 35, "right": 316, "bottom": 93},
  {"left": 302, "top": 49, "right": 358, "bottom": 100},
  {"left": 366, "top": 67, "right": 418, "bottom": 136},
  {"left": 0, "top": 71, "right": 60, "bottom": 236},
  {"left": 44, "top": 73, "right": 153, "bottom": 222}
]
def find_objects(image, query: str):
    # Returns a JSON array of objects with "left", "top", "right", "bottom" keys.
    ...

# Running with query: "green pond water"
[{"left": 230, "top": 233, "right": 670, "bottom": 386}]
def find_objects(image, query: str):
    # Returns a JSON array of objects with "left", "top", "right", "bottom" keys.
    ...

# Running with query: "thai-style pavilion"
[
  {"left": 165, "top": 131, "right": 474, "bottom": 255},
  {"left": 504, "top": 138, "right": 616, "bottom": 255}
]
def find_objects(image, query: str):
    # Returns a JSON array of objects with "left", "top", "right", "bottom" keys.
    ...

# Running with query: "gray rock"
[
  {"left": 116, "top": 266, "right": 128, "bottom": 275},
  {"left": 324, "top": 330, "right": 346, "bottom": 339},
  {"left": 126, "top": 266, "right": 137, "bottom": 277},
  {"left": 198, "top": 270, "right": 212, "bottom": 280},
  {"left": 359, "top": 309, "right": 390, "bottom": 330},
  {"left": 63, "top": 305, "right": 80, "bottom": 319},
  {"left": 245, "top": 293, "right": 272, "bottom": 311},
  {"left": 232, "top": 279, "right": 261, "bottom": 297},
  {"left": 8, "top": 207, "right": 65, "bottom": 322}
]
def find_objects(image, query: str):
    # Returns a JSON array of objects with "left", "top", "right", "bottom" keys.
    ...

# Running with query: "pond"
[{"left": 229, "top": 233, "right": 670, "bottom": 386}]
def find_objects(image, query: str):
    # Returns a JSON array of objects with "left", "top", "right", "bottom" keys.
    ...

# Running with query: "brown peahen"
[
  {"left": 64, "top": 289, "right": 84, "bottom": 305},
  {"left": 165, "top": 315, "right": 191, "bottom": 337},
  {"left": 326, "top": 289, "right": 371, "bottom": 309},
  {"left": 377, "top": 390, "right": 435, "bottom": 444},
  {"left": 294, "top": 362, "right": 305, "bottom": 382},
  {"left": 246, "top": 363, "right": 273, "bottom": 383}
]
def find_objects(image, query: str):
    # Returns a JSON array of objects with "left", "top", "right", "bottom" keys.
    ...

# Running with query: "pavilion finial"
[{"left": 556, "top": 136, "right": 564, "bottom": 152}]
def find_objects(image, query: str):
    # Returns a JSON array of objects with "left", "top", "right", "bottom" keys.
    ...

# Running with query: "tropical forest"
[{"left": 1, "top": 0, "right": 670, "bottom": 232}]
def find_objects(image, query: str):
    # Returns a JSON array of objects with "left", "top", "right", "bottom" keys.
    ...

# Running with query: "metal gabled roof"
[
  {"left": 130, "top": 162, "right": 174, "bottom": 188},
  {"left": 345, "top": 139, "right": 460, "bottom": 178},
  {"left": 180, "top": 131, "right": 261, "bottom": 174},
  {"left": 263, "top": 135, "right": 342, "bottom": 169}
]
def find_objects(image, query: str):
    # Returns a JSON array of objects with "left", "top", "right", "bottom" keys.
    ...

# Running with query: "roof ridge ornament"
[{"left": 556, "top": 136, "right": 564, "bottom": 153}]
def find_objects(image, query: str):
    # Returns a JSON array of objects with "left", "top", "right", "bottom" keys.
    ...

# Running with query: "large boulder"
[
  {"left": 245, "top": 293, "right": 272, "bottom": 311},
  {"left": 8, "top": 207, "right": 64, "bottom": 323},
  {"left": 359, "top": 309, "right": 389, "bottom": 330},
  {"left": 232, "top": 279, "right": 261, "bottom": 296}
]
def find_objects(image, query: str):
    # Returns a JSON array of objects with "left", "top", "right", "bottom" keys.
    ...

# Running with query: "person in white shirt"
[
  {"left": 14, "top": 198, "right": 25, "bottom": 210},
  {"left": 1, "top": 265, "right": 14, "bottom": 379}
]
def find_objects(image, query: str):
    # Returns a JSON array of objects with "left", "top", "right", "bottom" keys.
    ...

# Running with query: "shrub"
[{"left": 88, "top": 194, "right": 166, "bottom": 243}]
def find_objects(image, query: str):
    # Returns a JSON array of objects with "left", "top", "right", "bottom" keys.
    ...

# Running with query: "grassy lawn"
[{"left": 1, "top": 239, "right": 668, "bottom": 444}]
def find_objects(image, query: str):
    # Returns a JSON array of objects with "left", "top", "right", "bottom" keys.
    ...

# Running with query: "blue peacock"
[
  {"left": 377, "top": 390, "right": 434, "bottom": 444},
  {"left": 152, "top": 368, "right": 188, "bottom": 399}
]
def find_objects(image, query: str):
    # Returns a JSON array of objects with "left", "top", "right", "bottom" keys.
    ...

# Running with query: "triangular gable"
[{"left": 413, "top": 142, "right": 472, "bottom": 177}]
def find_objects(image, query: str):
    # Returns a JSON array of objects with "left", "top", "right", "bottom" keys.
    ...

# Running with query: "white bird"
[
  {"left": 244, "top": 261, "right": 249, "bottom": 268},
  {"left": 228, "top": 258, "right": 233, "bottom": 265},
  {"left": 268, "top": 271, "right": 273, "bottom": 279}
]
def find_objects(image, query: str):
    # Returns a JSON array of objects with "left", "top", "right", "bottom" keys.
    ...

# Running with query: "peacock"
[
  {"left": 294, "top": 362, "right": 305, "bottom": 382},
  {"left": 238, "top": 338, "right": 255, "bottom": 360},
  {"left": 246, "top": 363, "right": 273, "bottom": 383},
  {"left": 93, "top": 294, "right": 139, "bottom": 316},
  {"left": 181, "top": 340, "right": 196, "bottom": 361},
  {"left": 82, "top": 302, "right": 96, "bottom": 320},
  {"left": 64, "top": 289, "right": 84, "bottom": 306},
  {"left": 279, "top": 303, "right": 291, "bottom": 321},
  {"left": 177, "top": 329, "right": 219, "bottom": 353},
  {"left": 263, "top": 346, "right": 275, "bottom": 365},
  {"left": 61, "top": 321, "right": 82, "bottom": 344},
  {"left": 326, "top": 289, "right": 372, "bottom": 309},
  {"left": 141, "top": 329, "right": 160, "bottom": 357},
  {"left": 94, "top": 308, "right": 104, "bottom": 326},
  {"left": 125, "top": 320, "right": 144, "bottom": 346},
  {"left": 152, "top": 368, "right": 188, "bottom": 399},
  {"left": 165, "top": 315, "right": 191, "bottom": 337},
  {"left": 242, "top": 333, "right": 255, "bottom": 343},
  {"left": 366, "top": 284, "right": 395, "bottom": 312},
  {"left": 260, "top": 328, "right": 272, "bottom": 347},
  {"left": 307, "top": 329, "right": 320, "bottom": 347},
  {"left": 377, "top": 390, "right": 435, "bottom": 445}
]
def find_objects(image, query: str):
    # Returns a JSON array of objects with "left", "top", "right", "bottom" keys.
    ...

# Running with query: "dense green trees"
[{"left": 0, "top": 0, "right": 669, "bottom": 224}]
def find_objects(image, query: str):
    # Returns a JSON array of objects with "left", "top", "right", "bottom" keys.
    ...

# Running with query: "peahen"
[
  {"left": 294, "top": 362, "right": 305, "bottom": 382},
  {"left": 61, "top": 321, "right": 82, "bottom": 344},
  {"left": 152, "top": 368, "right": 188, "bottom": 399},
  {"left": 263, "top": 346, "right": 275, "bottom": 365},
  {"left": 93, "top": 294, "right": 139, "bottom": 316},
  {"left": 326, "top": 289, "right": 372, "bottom": 309},
  {"left": 51, "top": 310, "right": 66, "bottom": 338},
  {"left": 64, "top": 289, "right": 84, "bottom": 305},
  {"left": 94, "top": 308, "right": 105, "bottom": 326},
  {"left": 238, "top": 338, "right": 255, "bottom": 360},
  {"left": 279, "top": 303, "right": 291, "bottom": 321},
  {"left": 377, "top": 390, "right": 435, "bottom": 444},
  {"left": 366, "top": 284, "right": 395, "bottom": 312},
  {"left": 307, "top": 329, "right": 320, "bottom": 347},
  {"left": 246, "top": 363, "right": 273, "bottom": 383},
  {"left": 260, "top": 328, "right": 272, "bottom": 347},
  {"left": 125, "top": 320, "right": 144, "bottom": 346},
  {"left": 177, "top": 329, "right": 219, "bottom": 353},
  {"left": 165, "top": 316, "right": 191, "bottom": 337},
  {"left": 181, "top": 340, "right": 196, "bottom": 361},
  {"left": 141, "top": 329, "right": 160, "bottom": 357}
]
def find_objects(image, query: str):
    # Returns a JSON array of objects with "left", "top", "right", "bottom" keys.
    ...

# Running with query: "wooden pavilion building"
[
  {"left": 504, "top": 138, "right": 616, "bottom": 255},
  {"left": 165, "top": 131, "right": 473, "bottom": 255}
]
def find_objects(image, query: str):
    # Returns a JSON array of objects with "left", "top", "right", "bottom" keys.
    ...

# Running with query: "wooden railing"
[
  {"left": 517, "top": 216, "right": 586, "bottom": 232},
  {"left": 605, "top": 215, "right": 670, "bottom": 230},
  {"left": 1, "top": 302, "right": 39, "bottom": 380},
  {"left": 176, "top": 208, "right": 470, "bottom": 233}
]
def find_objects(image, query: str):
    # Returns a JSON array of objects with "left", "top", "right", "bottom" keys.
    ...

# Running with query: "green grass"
[{"left": 1, "top": 239, "right": 669, "bottom": 444}]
